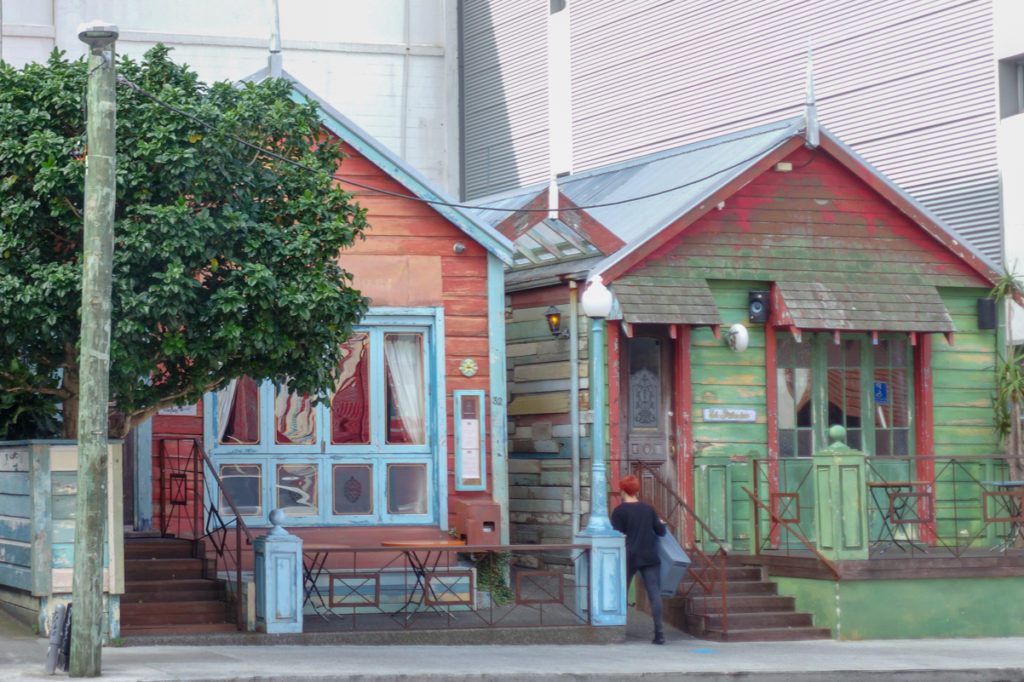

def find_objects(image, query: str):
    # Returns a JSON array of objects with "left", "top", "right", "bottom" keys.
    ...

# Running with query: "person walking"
[{"left": 610, "top": 474, "right": 667, "bottom": 644}]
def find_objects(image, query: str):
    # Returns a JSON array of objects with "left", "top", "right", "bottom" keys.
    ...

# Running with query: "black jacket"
[{"left": 611, "top": 500, "right": 666, "bottom": 572}]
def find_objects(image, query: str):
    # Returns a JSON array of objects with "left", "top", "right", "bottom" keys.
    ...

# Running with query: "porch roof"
[
  {"left": 614, "top": 277, "right": 722, "bottom": 327},
  {"left": 773, "top": 281, "right": 956, "bottom": 333}
]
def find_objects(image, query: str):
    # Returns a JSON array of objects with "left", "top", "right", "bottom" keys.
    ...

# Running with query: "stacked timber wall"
[{"left": 506, "top": 286, "right": 591, "bottom": 546}]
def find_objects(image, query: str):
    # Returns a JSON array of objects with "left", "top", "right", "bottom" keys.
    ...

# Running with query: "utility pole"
[{"left": 71, "top": 20, "right": 118, "bottom": 678}]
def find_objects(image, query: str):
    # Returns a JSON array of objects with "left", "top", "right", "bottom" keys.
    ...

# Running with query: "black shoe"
[{"left": 652, "top": 634, "right": 666, "bottom": 645}]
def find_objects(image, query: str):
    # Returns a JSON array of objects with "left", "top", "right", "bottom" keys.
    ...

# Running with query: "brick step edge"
[{"left": 708, "top": 627, "right": 833, "bottom": 642}]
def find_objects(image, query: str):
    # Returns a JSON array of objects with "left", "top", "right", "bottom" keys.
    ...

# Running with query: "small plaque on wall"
[
  {"left": 702, "top": 407, "right": 757, "bottom": 423},
  {"left": 455, "top": 390, "right": 486, "bottom": 491}
]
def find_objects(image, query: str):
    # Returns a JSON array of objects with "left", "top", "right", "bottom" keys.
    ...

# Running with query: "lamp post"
[
  {"left": 580, "top": 275, "right": 614, "bottom": 532},
  {"left": 575, "top": 275, "right": 626, "bottom": 625},
  {"left": 72, "top": 19, "right": 118, "bottom": 678}
]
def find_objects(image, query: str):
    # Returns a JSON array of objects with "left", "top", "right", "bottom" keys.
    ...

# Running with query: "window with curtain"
[
  {"left": 209, "top": 317, "right": 436, "bottom": 525},
  {"left": 775, "top": 332, "right": 913, "bottom": 457}
]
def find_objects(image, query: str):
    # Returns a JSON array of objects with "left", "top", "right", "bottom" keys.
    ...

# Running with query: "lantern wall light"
[{"left": 546, "top": 306, "right": 569, "bottom": 338}]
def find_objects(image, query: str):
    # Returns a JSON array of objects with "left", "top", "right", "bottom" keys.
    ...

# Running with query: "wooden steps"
[
  {"left": 664, "top": 559, "right": 830, "bottom": 642},
  {"left": 120, "top": 538, "right": 236, "bottom": 636}
]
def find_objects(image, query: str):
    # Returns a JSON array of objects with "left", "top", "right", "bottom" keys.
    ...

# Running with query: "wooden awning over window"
[
  {"left": 772, "top": 281, "right": 955, "bottom": 334},
  {"left": 613, "top": 277, "right": 722, "bottom": 327}
]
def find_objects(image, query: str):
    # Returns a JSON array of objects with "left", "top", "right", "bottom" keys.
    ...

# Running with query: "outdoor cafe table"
[
  {"left": 380, "top": 538, "right": 467, "bottom": 619},
  {"left": 981, "top": 480, "right": 1024, "bottom": 551},
  {"left": 301, "top": 543, "right": 348, "bottom": 619},
  {"left": 867, "top": 480, "right": 930, "bottom": 553}
]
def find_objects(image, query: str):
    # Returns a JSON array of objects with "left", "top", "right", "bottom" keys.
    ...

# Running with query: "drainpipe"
[{"left": 568, "top": 280, "right": 581, "bottom": 533}]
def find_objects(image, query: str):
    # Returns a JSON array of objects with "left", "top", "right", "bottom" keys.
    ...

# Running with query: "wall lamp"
[{"left": 545, "top": 305, "right": 569, "bottom": 338}]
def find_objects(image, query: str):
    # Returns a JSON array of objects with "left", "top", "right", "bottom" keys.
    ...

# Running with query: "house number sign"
[{"left": 702, "top": 407, "right": 757, "bottom": 423}]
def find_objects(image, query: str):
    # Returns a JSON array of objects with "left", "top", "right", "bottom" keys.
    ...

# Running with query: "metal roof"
[{"left": 470, "top": 113, "right": 1004, "bottom": 288}]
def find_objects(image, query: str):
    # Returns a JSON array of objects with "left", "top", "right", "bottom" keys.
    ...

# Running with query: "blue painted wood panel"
[{"left": 0, "top": 471, "right": 29, "bottom": 495}]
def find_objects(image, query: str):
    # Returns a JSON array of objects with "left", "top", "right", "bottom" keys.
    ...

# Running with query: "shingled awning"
[
  {"left": 773, "top": 281, "right": 955, "bottom": 334},
  {"left": 613, "top": 277, "right": 722, "bottom": 327}
]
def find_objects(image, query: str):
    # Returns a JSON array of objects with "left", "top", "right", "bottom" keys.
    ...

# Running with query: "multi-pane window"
[
  {"left": 210, "top": 317, "right": 435, "bottom": 525},
  {"left": 776, "top": 335, "right": 813, "bottom": 457},
  {"left": 872, "top": 337, "right": 910, "bottom": 455},
  {"left": 776, "top": 333, "right": 912, "bottom": 457}
]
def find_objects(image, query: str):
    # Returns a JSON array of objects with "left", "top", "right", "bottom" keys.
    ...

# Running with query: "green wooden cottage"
[{"left": 469, "top": 109, "right": 1024, "bottom": 640}]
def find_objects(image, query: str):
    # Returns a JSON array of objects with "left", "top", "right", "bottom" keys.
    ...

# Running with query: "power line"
[{"left": 116, "top": 74, "right": 806, "bottom": 216}]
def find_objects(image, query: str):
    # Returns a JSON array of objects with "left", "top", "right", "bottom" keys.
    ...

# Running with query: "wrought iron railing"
[
  {"left": 300, "top": 544, "right": 590, "bottom": 630},
  {"left": 865, "top": 454, "right": 1024, "bottom": 557},
  {"left": 745, "top": 454, "right": 1024, "bottom": 560},
  {"left": 631, "top": 462, "right": 732, "bottom": 635},
  {"left": 155, "top": 435, "right": 253, "bottom": 629}
]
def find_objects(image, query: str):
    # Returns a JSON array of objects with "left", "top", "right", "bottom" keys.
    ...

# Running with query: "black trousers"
[{"left": 627, "top": 563, "right": 664, "bottom": 636}]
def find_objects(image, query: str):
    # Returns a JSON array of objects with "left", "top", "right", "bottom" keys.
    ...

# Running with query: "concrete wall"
[
  {"left": 1, "top": 0, "right": 460, "bottom": 195},
  {"left": 776, "top": 575, "right": 1024, "bottom": 639}
]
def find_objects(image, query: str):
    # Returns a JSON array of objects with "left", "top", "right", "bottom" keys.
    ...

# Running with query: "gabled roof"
[
  {"left": 240, "top": 66, "right": 514, "bottom": 265},
  {"left": 470, "top": 115, "right": 1004, "bottom": 288}
]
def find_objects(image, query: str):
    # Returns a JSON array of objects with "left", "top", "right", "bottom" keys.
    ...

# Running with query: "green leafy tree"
[{"left": 0, "top": 46, "right": 369, "bottom": 440}]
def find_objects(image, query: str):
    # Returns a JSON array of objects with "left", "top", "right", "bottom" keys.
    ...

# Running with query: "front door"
[{"left": 621, "top": 328, "right": 675, "bottom": 485}]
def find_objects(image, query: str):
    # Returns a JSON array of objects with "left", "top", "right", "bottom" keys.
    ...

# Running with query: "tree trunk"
[{"left": 62, "top": 395, "right": 79, "bottom": 440}]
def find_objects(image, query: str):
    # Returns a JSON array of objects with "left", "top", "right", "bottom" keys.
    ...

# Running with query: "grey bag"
[{"left": 656, "top": 531, "right": 691, "bottom": 597}]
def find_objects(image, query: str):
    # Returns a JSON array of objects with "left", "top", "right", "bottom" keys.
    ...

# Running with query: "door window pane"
[
  {"left": 387, "top": 463, "right": 427, "bottom": 514},
  {"left": 219, "top": 463, "right": 261, "bottom": 516},
  {"left": 827, "top": 338, "right": 862, "bottom": 450},
  {"left": 276, "top": 463, "right": 317, "bottom": 515},
  {"left": 275, "top": 381, "right": 316, "bottom": 445},
  {"left": 873, "top": 337, "right": 910, "bottom": 455},
  {"left": 776, "top": 335, "right": 813, "bottom": 457},
  {"left": 384, "top": 333, "right": 426, "bottom": 444},
  {"left": 217, "top": 377, "right": 260, "bottom": 444},
  {"left": 333, "top": 464, "right": 373, "bottom": 515},
  {"left": 331, "top": 332, "right": 371, "bottom": 444},
  {"left": 629, "top": 337, "right": 661, "bottom": 429}
]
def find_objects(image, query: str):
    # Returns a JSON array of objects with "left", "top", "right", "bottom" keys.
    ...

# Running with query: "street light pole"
[
  {"left": 574, "top": 275, "right": 626, "bottom": 626},
  {"left": 71, "top": 20, "right": 118, "bottom": 678}
]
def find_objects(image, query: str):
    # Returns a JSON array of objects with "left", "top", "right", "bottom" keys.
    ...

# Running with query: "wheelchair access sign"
[{"left": 874, "top": 381, "right": 888, "bottom": 405}]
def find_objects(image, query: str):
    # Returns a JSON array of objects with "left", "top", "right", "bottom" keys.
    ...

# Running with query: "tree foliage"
[{"left": 0, "top": 46, "right": 369, "bottom": 439}]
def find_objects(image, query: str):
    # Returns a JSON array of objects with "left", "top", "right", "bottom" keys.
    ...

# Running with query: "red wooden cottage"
[{"left": 119, "top": 71, "right": 514, "bottom": 633}]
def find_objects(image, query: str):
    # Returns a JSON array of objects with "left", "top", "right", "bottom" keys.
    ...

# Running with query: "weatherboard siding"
[{"left": 628, "top": 147, "right": 989, "bottom": 293}]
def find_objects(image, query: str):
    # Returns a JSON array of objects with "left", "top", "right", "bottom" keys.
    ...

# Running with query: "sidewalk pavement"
[{"left": 3, "top": 606, "right": 1024, "bottom": 681}]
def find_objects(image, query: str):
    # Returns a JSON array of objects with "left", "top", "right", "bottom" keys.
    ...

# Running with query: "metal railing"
[
  {"left": 865, "top": 454, "right": 1024, "bottom": 557},
  {"left": 300, "top": 544, "right": 590, "bottom": 630},
  {"left": 155, "top": 435, "right": 253, "bottom": 629},
  {"left": 631, "top": 462, "right": 732, "bottom": 635},
  {"left": 745, "top": 454, "right": 1024, "bottom": 561}
]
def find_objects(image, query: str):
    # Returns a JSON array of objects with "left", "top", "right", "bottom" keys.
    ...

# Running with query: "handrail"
[
  {"left": 630, "top": 462, "right": 731, "bottom": 636},
  {"left": 741, "top": 486, "right": 841, "bottom": 580},
  {"left": 154, "top": 434, "right": 252, "bottom": 629}
]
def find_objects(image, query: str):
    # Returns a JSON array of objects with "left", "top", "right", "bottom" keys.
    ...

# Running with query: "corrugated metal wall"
[
  {"left": 462, "top": 0, "right": 1002, "bottom": 261},
  {"left": 461, "top": 0, "right": 549, "bottom": 199}
]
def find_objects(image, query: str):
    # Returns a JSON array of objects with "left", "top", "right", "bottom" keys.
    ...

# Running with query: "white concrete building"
[{"left": 1, "top": 0, "right": 460, "bottom": 194}]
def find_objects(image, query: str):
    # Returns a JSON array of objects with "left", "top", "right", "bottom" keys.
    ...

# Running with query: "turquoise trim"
[
  {"left": 487, "top": 254, "right": 510, "bottom": 543},
  {"left": 284, "top": 83, "right": 514, "bottom": 265},
  {"left": 203, "top": 307, "right": 445, "bottom": 527},
  {"left": 432, "top": 305, "right": 449, "bottom": 530},
  {"left": 134, "top": 419, "right": 153, "bottom": 531},
  {"left": 453, "top": 390, "right": 487, "bottom": 491}
]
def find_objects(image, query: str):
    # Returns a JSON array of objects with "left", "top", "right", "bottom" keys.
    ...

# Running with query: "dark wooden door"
[{"left": 621, "top": 328, "right": 675, "bottom": 483}]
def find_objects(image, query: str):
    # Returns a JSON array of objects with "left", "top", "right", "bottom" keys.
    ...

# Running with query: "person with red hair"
[{"left": 611, "top": 474, "right": 668, "bottom": 644}]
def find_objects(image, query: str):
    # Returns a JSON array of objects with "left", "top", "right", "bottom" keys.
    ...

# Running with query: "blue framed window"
[{"left": 207, "top": 309, "right": 443, "bottom": 526}]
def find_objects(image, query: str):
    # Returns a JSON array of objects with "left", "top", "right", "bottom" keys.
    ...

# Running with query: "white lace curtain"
[{"left": 384, "top": 334, "right": 425, "bottom": 444}]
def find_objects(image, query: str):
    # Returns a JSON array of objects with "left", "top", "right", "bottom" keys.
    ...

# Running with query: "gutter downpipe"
[{"left": 569, "top": 280, "right": 581, "bottom": 534}]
